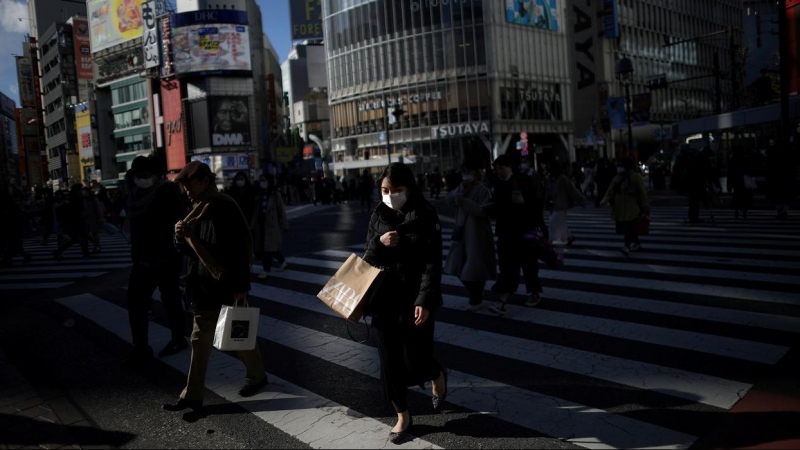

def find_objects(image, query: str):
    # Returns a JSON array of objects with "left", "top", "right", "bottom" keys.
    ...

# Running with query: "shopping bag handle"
[
  {"left": 346, "top": 316, "right": 370, "bottom": 344},
  {"left": 234, "top": 298, "right": 250, "bottom": 308}
]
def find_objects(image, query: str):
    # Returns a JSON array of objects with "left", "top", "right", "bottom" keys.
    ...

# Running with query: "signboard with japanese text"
[
  {"left": 16, "top": 56, "right": 35, "bottom": 108},
  {"left": 79, "top": 125, "right": 93, "bottom": 160},
  {"left": 88, "top": 0, "right": 146, "bottom": 52},
  {"left": 142, "top": 1, "right": 159, "bottom": 69},
  {"left": 72, "top": 19, "right": 94, "bottom": 80}
]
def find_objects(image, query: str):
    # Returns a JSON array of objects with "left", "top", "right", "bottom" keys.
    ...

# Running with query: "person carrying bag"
[
  {"left": 163, "top": 161, "right": 269, "bottom": 413},
  {"left": 600, "top": 157, "right": 650, "bottom": 256}
]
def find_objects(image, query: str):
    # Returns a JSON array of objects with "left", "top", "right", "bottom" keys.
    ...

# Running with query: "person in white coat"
[{"left": 546, "top": 160, "right": 586, "bottom": 245}]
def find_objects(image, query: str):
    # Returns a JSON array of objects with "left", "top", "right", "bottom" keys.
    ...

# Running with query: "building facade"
[
  {"left": 323, "top": 0, "right": 574, "bottom": 177},
  {"left": 39, "top": 21, "right": 83, "bottom": 185},
  {"left": 0, "top": 94, "right": 20, "bottom": 188}
]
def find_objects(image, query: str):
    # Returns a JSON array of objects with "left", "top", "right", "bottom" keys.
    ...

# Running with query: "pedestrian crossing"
[
  {"left": 0, "top": 234, "right": 132, "bottom": 290},
  {"left": 53, "top": 205, "right": 800, "bottom": 448}
]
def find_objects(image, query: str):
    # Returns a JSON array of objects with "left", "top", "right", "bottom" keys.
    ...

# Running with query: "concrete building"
[
  {"left": 264, "top": 33, "right": 285, "bottom": 144},
  {"left": 38, "top": 20, "right": 84, "bottom": 186},
  {"left": 0, "top": 94, "right": 20, "bottom": 188},
  {"left": 293, "top": 87, "right": 331, "bottom": 144},
  {"left": 26, "top": 0, "right": 87, "bottom": 49},
  {"left": 282, "top": 43, "right": 327, "bottom": 129}
]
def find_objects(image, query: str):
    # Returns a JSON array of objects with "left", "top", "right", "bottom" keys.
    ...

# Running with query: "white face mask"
[
  {"left": 617, "top": 167, "right": 626, "bottom": 174},
  {"left": 520, "top": 163, "right": 530, "bottom": 171},
  {"left": 259, "top": 181, "right": 268, "bottom": 189},
  {"left": 382, "top": 191, "right": 407, "bottom": 210},
  {"left": 236, "top": 179, "right": 246, "bottom": 188},
  {"left": 135, "top": 177, "right": 155, "bottom": 189},
  {"left": 462, "top": 173, "right": 474, "bottom": 182}
]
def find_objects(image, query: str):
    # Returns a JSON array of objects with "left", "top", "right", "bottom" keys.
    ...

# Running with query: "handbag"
[
  {"left": 743, "top": 175, "right": 757, "bottom": 191},
  {"left": 213, "top": 300, "right": 260, "bottom": 351},
  {"left": 523, "top": 229, "right": 564, "bottom": 269},
  {"left": 633, "top": 215, "right": 651, "bottom": 236},
  {"left": 317, "top": 254, "right": 384, "bottom": 323}
]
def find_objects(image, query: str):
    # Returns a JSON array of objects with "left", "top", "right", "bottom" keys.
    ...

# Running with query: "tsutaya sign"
[
  {"left": 432, "top": 121, "right": 489, "bottom": 139},
  {"left": 358, "top": 92, "right": 443, "bottom": 112}
]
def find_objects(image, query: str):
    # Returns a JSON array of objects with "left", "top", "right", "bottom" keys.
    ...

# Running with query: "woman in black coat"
[{"left": 363, "top": 163, "right": 447, "bottom": 444}]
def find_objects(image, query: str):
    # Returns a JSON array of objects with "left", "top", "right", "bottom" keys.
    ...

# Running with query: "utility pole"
[
  {"left": 713, "top": 51, "right": 722, "bottom": 115},
  {"left": 778, "top": 0, "right": 790, "bottom": 148},
  {"left": 728, "top": 26, "right": 740, "bottom": 110}
]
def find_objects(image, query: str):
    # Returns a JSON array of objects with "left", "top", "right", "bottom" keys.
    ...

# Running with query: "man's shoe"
[
  {"left": 566, "top": 235, "right": 575, "bottom": 246},
  {"left": 158, "top": 339, "right": 189, "bottom": 358},
  {"left": 524, "top": 293, "right": 541, "bottom": 307},
  {"left": 277, "top": 261, "right": 288, "bottom": 272},
  {"left": 239, "top": 376, "right": 269, "bottom": 397},
  {"left": 629, "top": 243, "right": 642, "bottom": 252},
  {"left": 258, "top": 272, "right": 269, "bottom": 279},
  {"left": 163, "top": 398, "right": 203, "bottom": 412},
  {"left": 465, "top": 302, "right": 483, "bottom": 312},
  {"left": 620, "top": 246, "right": 630, "bottom": 256},
  {"left": 487, "top": 303, "right": 508, "bottom": 317}
]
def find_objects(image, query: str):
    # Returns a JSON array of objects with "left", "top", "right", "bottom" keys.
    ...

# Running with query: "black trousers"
[
  {"left": 688, "top": 194, "right": 701, "bottom": 221},
  {"left": 260, "top": 251, "right": 286, "bottom": 272},
  {"left": 462, "top": 280, "right": 485, "bottom": 305},
  {"left": 492, "top": 235, "right": 542, "bottom": 296},
  {"left": 374, "top": 313, "right": 442, "bottom": 413},
  {"left": 128, "top": 261, "right": 186, "bottom": 351},
  {"left": 618, "top": 220, "right": 641, "bottom": 248}
]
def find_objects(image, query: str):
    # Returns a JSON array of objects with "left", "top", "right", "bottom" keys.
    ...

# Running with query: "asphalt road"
[{"left": 1, "top": 198, "right": 799, "bottom": 449}]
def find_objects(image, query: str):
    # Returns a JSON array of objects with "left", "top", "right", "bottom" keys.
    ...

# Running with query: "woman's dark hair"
[{"left": 377, "top": 163, "right": 418, "bottom": 196}]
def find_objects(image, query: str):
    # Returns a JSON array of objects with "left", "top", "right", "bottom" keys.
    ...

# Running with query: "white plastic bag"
[{"left": 213, "top": 301, "right": 260, "bottom": 351}]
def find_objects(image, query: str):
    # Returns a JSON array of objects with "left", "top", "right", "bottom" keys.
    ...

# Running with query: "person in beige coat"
[
  {"left": 600, "top": 157, "right": 649, "bottom": 255},
  {"left": 251, "top": 175, "right": 289, "bottom": 279},
  {"left": 545, "top": 160, "right": 586, "bottom": 245}
]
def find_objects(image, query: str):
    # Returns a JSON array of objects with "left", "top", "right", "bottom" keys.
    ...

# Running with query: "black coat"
[
  {"left": 490, "top": 174, "right": 547, "bottom": 240},
  {"left": 177, "top": 195, "right": 253, "bottom": 311},
  {"left": 363, "top": 196, "right": 443, "bottom": 318},
  {"left": 130, "top": 182, "right": 185, "bottom": 266}
]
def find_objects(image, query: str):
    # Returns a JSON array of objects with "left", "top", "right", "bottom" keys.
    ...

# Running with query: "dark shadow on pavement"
[{"left": 0, "top": 413, "right": 135, "bottom": 447}]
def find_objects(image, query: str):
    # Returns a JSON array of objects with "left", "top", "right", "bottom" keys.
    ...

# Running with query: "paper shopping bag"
[
  {"left": 633, "top": 214, "right": 651, "bottom": 236},
  {"left": 213, "top": 303, "right": 260, "bottom": 351},
  {"left": 317, "top": 254, "right": 384, "bottom": 322}
]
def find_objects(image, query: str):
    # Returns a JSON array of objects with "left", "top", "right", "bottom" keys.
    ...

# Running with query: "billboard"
[
  {"left": 505, "top": 0, "right": 559, "bottom": 31},
  {"left": 290, "top": 0, "right": 323, "bottom": 40},
  {"left": 72, "top": 19, "right": 94, "bottom": 80},
  {"left": 79, "top": 125, "right": 93, "bottom": 160},
  {"left": 88, "top": 0, "right": 145, "bottom": 53},
  {"left": 171, "top": 19, "right": 251, "bottom": 75},
  {"left": 602, "top": 0, "right": 619, "bottom": 38},
  {"left": 606, "top": 96, "right": 626, "bottom": 130},
  {"left": 161, "top": 79, "right": 186, "bottom": 171},
  {"left": 210, "top": 97, "right": 251, "bottom": 147},
  {"left": 16, "top": 56, "right": 35, "bottom": 108}
]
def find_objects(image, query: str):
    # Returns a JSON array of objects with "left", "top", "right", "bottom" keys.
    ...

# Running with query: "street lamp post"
[
  {"left": 616, "top": 57, "right": 635, "bottom": 160},
  {"left": 384, "top": 103, "right": 405, "bottom": 165}
]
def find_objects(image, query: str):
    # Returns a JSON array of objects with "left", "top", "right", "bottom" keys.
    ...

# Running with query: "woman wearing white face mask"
[
  {"left": 362, "top": 163, "right": 447, "bottom": 444},
  {"left": 444, "top": 164, "right": 496, "bottom": 312},
  {"left": 251, "top": 175, "right": 289, "bottom": 279},
  {"left": 226, "top": 171, "right": 255, "bottom": 222}
]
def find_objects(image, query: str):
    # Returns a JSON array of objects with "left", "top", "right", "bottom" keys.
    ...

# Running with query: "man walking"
[
  {"left": 164, "top": 161, "right": 268, "bottom": 412},
  {"left": 123, "top": 156, "right": 188, "bottom": 370}
]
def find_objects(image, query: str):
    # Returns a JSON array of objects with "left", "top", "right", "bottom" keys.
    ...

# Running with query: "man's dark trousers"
[{"left": 128, "top": 260, "right": 186, "bottom": 350}]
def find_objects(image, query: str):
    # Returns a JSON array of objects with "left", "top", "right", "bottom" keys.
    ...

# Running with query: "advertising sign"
[
  {"left": 72, "top": 19, "right": 94, "bottom": 80},
  {"left": 632, "top": 92, "right": 652, "bottom": 126},
  {"left": 79, "top": 125, "right": 93, "bottom": 160},
  {"left": 15, "top": 56, "right": 35, "bottom": 108},
  {"left": 172, "top": 23, "right": 251, "bottom": 75},
  {"left": 209, "top": 97, "right": 251, "bottom": 147},
  {"left": 276, "top": 147, "right": 296, "bottom": 163},
  {"left": 142, "top": 1, "right": 159, "bottom": 69},
  {"left": 505, "top": 0, "right": 559, "bottom": 32},
  {"left": 605, "top": 97, "right": 626, "bottom": 130},
  {"left": 290, "top": 0, "right": 323, "bottom": 40},
  {"left": 602, "top": 0, "right": 619, "bottom": 38},
  {"left": 88, "top": 0, "right": 146, "bottom": 53}
]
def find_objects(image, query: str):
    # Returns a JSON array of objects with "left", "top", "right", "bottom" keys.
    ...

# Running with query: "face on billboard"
[{"left": 210, "top": 98, "right": 250, "bottom": 146}]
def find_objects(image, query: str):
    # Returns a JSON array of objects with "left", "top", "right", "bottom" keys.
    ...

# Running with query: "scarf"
[{"left": 127, "top": 179, "right": 165, "bottom": 219}]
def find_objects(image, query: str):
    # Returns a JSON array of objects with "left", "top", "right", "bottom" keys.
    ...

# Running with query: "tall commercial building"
[
  {"left": 0, "top": 94, "right": 20, "bottom": 188},
  {"left": 26, "top": 0, "right": 87, "bottom": 47},
  {"left": 264, "top": 34, "right": 285, "bottom": 145},
  {"left": 282, "top": 43, "right": 328, "bottom": 125},
  {"left": 323, "top": 0, "right": 573, "bottom": 177}
]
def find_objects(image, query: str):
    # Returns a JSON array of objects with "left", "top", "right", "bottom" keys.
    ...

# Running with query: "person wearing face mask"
[
  {"left": 362, "top": 163, "right": 447, "bottom": 444},
  {"left": 226, "top": 171, "right": 255, "bottom": 222},
  {"left": 251, "top": 175, "right": 289, "bottom": 279},
  {"left": 600, "top": 157, "right": 649, "bottom": 255},
  {"left": 487, "top": 154, "right": 550, "bottom": 315},
  {"left": 444, "top": 162, "right": 496, "bottom": 311},
  {"left": 122, "top": 156, "right": 189, "bottom": 370},
  {"left": 81, "top": 187, "right": 105, "bottom": 254},
  {"left": 53, "top": 184, "right": 90, "bottom": 260}
]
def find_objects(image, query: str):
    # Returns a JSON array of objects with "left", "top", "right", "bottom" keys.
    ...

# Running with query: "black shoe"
[
  {"left": 121, "top": 347, "right": 154, "bottom": 371},
  {"left": 163, "top": 398, "right": 203, "bottom": 412},
  {"left": 566, "top": 235, "right": 575, "bottom": 246},
  {"left": 432, "top": 368, "right": 449, "bottom": 413},
  {"left": 238, "top": 375, "right": 269, "bottom": 397},
  {"left": 388, "top": 416, "right": 413, "bottom": 445},
  {"left": 158, "top": 339, "right": 189, "bottom": 358}
]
